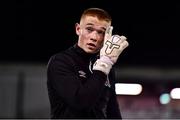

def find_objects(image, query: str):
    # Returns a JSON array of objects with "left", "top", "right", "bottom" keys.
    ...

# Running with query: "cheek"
[
  {"left": 97, "top": 38, "right": 104, "bottom": 47},
  {"left": 82, "top": 33, "right": 91, "bottom": 43},
  {"left": 79, "top": 34, "right": 88, "bottom": 45},
  {"left": 80, "top": 30, "right": 87, "bottom": 38},
  {"left": 98, "top": 37, "right": 104, "bottom": 44}
]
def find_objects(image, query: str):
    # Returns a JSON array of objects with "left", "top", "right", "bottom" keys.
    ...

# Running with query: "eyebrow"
[{"left": 86, "top": 23, "right": 106, "bottom": 31}]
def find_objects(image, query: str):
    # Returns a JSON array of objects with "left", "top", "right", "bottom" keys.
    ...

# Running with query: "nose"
[{"left": 90, "top": 31, "right": 98, "bottom": 42}]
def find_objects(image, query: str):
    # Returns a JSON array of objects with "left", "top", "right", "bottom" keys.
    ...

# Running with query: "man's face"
[{"left": 76, "top": 16, "right": 111, "bottom": 54}]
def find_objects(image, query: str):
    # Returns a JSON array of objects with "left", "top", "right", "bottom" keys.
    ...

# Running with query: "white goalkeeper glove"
[{"left": 93, "top": 26, "right": 129, "bottom": 75}]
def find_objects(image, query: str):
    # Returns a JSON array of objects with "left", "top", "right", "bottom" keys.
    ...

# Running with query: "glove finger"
[
  {"left": 121, "top": 40, "right": 129, "bottom": 49},
  {"left": 104, "top": 26, "right": 113, "bottom": 42},
  {"left": 107, "top": 26, "right": 113, "bottom": 36},
  {"left": 119, "top": 36, "right": 127, "bottom": 42},
  {"left": 117, "top": 35, "right": 127, "bottom": 44}
]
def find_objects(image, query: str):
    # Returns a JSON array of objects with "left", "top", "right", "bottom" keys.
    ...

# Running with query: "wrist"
[
  {"left": 92, "top": 56, "right": 113, "bottom": 75},
  {"left": 99, "top": 56, "right": 114, "bottom": 65}
]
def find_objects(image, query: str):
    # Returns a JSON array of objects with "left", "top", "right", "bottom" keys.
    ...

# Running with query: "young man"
[{"left": 47, "top": 8, "right": 129, "bottom": 119}]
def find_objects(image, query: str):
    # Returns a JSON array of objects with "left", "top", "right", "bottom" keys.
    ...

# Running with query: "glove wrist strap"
[{"left": 93, "top": 56, "right": 113, "bottom": 75}]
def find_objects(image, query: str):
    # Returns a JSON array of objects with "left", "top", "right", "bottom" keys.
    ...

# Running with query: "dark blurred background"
[
  {"left": 2, "top": 0, "right": 180, "bottom": 66},
  {"left": 1, "top": 0, "right": 180, "bottom": 119}
]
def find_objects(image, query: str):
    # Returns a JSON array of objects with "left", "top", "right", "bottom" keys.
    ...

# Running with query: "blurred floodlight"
[
  {"left": 115, "top": 83, "right": 142, "bottom": 95},
  {"left": 170, "top": 88, "right": 180, "bottom": 99},
  {"left": 159, "top": 93, "right": 171, "bottom": 104}
]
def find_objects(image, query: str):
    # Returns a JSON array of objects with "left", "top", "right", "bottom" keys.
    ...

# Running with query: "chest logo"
[{"left": 78, "top": 70, "right": 87, "bottom": 78}]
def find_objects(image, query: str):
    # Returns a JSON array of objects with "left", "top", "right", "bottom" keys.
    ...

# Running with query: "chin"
[{"left": 86, "top": 49, "right": 98, "bottom": 54}]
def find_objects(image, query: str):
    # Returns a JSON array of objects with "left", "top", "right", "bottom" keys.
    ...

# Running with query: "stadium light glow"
[
  {"left": 159, "top": 93, "right": 171, "bottom": 104},
  {"left": 170, "top": 88, "right": 180, "bottom": 99},
  {"left": 115, "top": 83, "right": 142, "bottom": 95}
]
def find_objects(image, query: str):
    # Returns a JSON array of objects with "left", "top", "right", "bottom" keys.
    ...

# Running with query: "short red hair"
[{"left": 80, "top": 8, "right": 112, "bottom": 23}]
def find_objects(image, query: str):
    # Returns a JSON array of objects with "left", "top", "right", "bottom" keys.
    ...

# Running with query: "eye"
[
  {"left": 86, "top": 27, "right": 94, "bottom": 32},
  {"left": 97, "top": 30, "right": 105, "bottom": 36}
]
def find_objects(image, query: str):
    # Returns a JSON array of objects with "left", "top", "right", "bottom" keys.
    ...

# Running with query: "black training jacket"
[{"left": 47, "top": 44, "right": 122, "bottom": 119}]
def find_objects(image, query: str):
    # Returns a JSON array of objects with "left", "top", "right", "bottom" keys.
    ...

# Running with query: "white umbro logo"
[{"left": 78, "top": 70, "right": 87, "bottom": 78}]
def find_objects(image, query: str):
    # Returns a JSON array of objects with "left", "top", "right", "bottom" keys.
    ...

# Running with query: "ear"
[{"left": 75, "top": 23, "right": 81, "bottom": 36}]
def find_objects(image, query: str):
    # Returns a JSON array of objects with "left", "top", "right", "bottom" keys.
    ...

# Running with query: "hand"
[
  {"left": 100, "top": 26, "right": 129, "bottom": 64},
  {"left": 93, "top": 26, "right": 129, "bottom": 75}
]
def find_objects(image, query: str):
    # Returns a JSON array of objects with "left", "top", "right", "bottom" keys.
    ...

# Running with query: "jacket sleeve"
[
  {"left": 47, "top": 54, "right": 107, "bottom": 110},
  {"left": 106, "top": 68, "right": 122, "bottom": 119}
]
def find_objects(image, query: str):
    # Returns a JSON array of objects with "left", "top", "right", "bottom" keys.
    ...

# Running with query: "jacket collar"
[{"left": 73, "top": 44, "right": 99, "bottom": 61}]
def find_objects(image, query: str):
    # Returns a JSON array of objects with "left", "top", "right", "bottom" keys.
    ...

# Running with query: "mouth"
[{"left": 87, "top": 43, "right": 96, "bottom": 49}]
